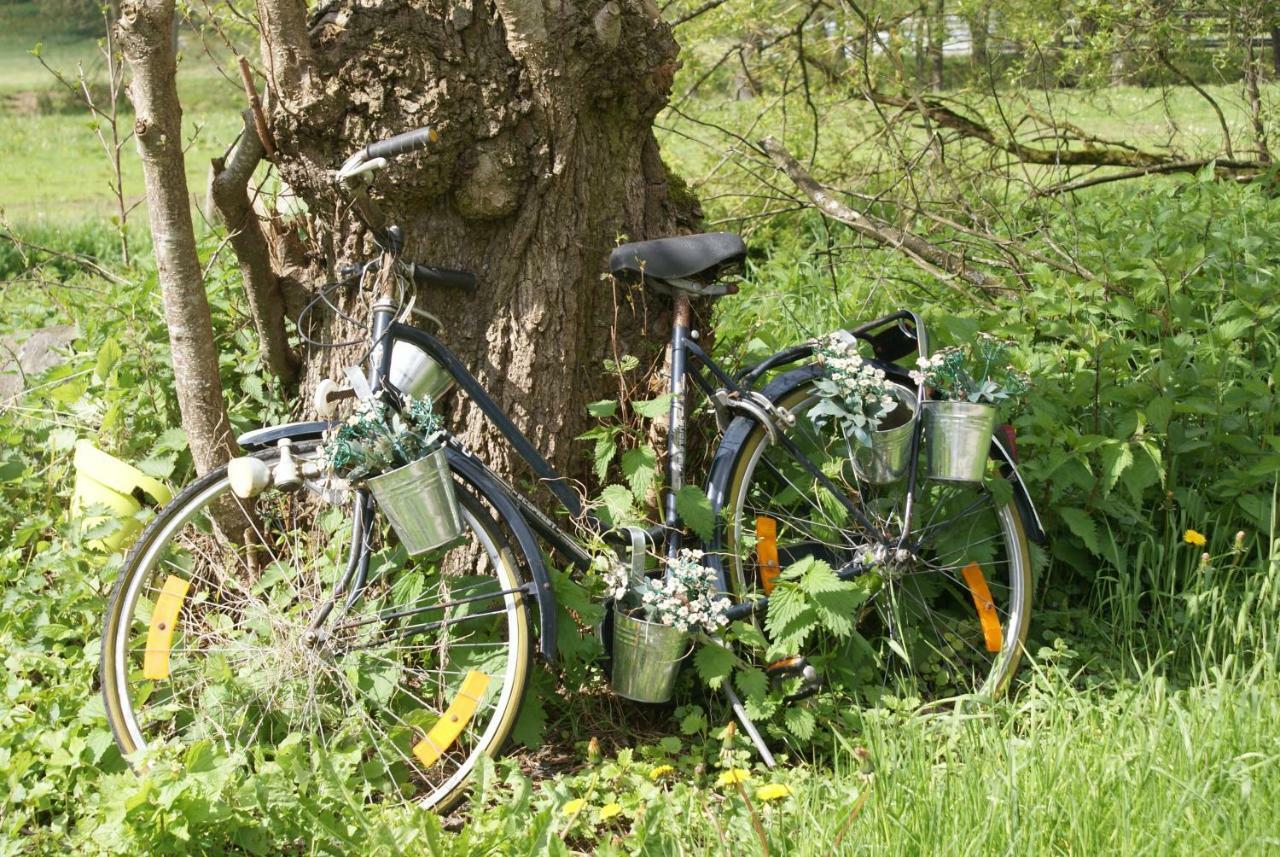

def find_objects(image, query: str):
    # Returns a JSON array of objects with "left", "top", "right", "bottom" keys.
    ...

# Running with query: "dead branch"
[
  {"left": 759, "top": 137, "right": 1005, "bottom": 294},
  {"left": 1037, "top": 158, "right": 1268, "bottom": 196},
  {"left": 237, "top": 56, "right": 276, "bottom": 160}
]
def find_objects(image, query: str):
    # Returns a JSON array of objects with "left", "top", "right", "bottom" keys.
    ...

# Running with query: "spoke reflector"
[
  {"left": 961, "top": 562, "right": 1003, "bottom": 653},
  {"left": 756, "top": 516, "right": 780, "bottom": 594},
  {"left": 413, "top": 670, "right": 491, "bottom": 768},
  {"left": 143, "top": 575, "right": 190, "bottom": 680}
]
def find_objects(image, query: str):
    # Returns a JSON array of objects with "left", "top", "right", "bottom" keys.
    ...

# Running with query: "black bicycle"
[{"left": 100, "top": 125, "right": 1045, "bottom": 810}]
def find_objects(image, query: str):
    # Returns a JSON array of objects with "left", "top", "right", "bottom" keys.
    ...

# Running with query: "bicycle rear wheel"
[
  {"left": 100, "top": 443, "right": 531, "bottom": 811},
  {"left": 712, "top": 371, "right": 1032, "bottom": 708}
]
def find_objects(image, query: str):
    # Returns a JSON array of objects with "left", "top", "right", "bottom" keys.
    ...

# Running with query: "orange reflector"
[
  {"left": 961, "top": 562, "right": 1003, "bottom": 653},
  {"left": 756, "top": 516, "right": 780, "bottom": 594},
  {"left": 143, "top": 575, "right": 190, "bottom": 680},
  {"left": 413, "top": 670, "right": 491, "bottom": 768}
]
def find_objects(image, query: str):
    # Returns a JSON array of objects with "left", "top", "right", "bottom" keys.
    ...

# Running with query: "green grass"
[{"left": 0, "top": 1, "right": 244, "bottom": 219}]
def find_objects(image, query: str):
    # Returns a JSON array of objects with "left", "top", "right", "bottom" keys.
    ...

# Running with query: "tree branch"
[
  {"left": 1036, "top": 158, "right": 1268, "bottom": 196},
  {"left": 211, "top": 111, "right": 300, "bottom": 385},
  {"left": 759, "top": 137, "right": 1004, "bottom": 293}
]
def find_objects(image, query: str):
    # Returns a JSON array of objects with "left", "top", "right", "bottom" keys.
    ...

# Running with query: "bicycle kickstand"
[{"left": 721, "top": 683, "right": 776, "bottom": 768}]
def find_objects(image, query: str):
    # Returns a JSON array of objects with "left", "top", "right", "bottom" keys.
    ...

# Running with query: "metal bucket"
[
  {"left": 853, "top": 383, "right": 917, "bottom": 484},
  {"left": 389, "top": 341, "right": 454, "bottom": 403},
  {"left": 923, "top": 401, "right": 997, "bottom": 482},
  {"left": 610, "top": 608, "right": 690, "bottom": 703},
  {"left": 366, "top": 447, "right": 464, "bottom": 555}
]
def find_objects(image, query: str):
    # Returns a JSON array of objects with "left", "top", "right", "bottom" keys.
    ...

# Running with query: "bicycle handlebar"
[
  {"left": 364, "top": 126, "right": 437, "bottom": 161},
  {"left": 410, "top": 263, "right": 476, "bottom": 291}
]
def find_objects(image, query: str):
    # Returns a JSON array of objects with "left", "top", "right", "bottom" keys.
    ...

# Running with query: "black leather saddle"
[{"left": 608, "top": 232, "right": 746, "bottom": 296}]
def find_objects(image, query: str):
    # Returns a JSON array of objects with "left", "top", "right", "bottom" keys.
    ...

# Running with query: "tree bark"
[
  {"left": 928, "top": 0, "right": 945, "bottom": 91},
  {"left": 261, "top": 0, "right": 693, "bottom": 486},
  {"left": 117, "top": 0, "right": 238, "bottom": 475},
  {"left": 966, "top": 9, "right": 988, "bottom": 74}
]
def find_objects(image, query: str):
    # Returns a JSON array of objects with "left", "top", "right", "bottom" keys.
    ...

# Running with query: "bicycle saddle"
[{"left": 609, "top": 233, "right": 746, "bottom": 291}]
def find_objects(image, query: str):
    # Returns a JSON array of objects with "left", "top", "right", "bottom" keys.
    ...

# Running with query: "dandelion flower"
[
  {"left": 716, "top": 768, "right": 751, "bottom": 787},
  {"left": 754, "top": 783, "right": 792, "bottom": 802},
  {"left": 562, "top": 798, "right": 586, "bottom": 816},
  {"left": 1183, "top": 529, "right": 1207, "bottom": 547},
  {"left": 649, "top": 764, "right": 675, "bottom": 780},
  {"left": 600, "top": 802, "right": 624, "bottom": 820}
]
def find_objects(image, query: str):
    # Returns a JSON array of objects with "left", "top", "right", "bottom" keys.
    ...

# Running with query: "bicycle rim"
[{"left": 100, "top": 446, "right": 530, "bottom": 810}]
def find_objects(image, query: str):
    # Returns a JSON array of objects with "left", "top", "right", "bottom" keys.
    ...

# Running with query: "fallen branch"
[
  {"left": 759, "top": 137, "right": 1004, "bottom": 293},
  {"left": 1036, "top": 158, "right": 1268, "bottom": 196}
]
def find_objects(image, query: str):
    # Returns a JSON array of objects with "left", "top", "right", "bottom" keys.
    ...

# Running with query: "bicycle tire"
[
  {"left": 709, "top": 366, "right": 1032, "bottom": 708},
  {"left": 100, "top": 442, "right": 531, "bottom": 812}
]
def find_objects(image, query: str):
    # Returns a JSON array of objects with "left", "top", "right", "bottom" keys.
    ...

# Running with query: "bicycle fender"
[
  {"left": 446, "top": 452, "right": 558, "bottom": 664},
  {"left": 235, "top": 421, "right": 558, "bottom": 662}
]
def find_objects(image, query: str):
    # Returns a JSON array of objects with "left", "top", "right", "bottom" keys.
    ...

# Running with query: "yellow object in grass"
[
  {"left": 71, "top": 441, "right": 171, "bottom": 551},
  {"left": 562, "top": 798, "right": 586, "bottom": 816},
  {"left": 649, "top": 764, "right": 675, "bottom": 780},
  {"left": 1183, "top": 529, "right": 1207, "bottom": 547},
  {"left": 599, "top": 803, "right": 623, "bottom": 820},
  {"left": 716, "top": 768, "right": 751, "bottom": 787},
  {"left": 755, "top": 783, "right": 793, "bottom": 802}
]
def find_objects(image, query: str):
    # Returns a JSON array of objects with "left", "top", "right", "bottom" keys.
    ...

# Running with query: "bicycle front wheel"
[
  {"left": 713, "top": 371, "right": 1032, "bottom": 708},
  {"left": 100, "top": 443, "right": 531, "bottom": 811}
]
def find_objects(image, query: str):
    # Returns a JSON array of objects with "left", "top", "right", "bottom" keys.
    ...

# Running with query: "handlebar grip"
[
  {"left": 411, "top": 263, "right": 477, "bottom": 291},
  {"left": 364, "top": 126, "right": 437, "bottom": 161}
]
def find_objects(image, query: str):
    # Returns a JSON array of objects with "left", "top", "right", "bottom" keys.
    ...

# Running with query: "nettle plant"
[
  {"left": 910, "top": 335, "right": 1029, "bottom": 405},
  {"left": 605, "top": 548, "right": 732, "bottom": 633},
  {"left": 320, "top": 394, "right": 444, "bottom": 482},
  {"left": 808, "top": 332, "right": 900, "bottom": 445}
]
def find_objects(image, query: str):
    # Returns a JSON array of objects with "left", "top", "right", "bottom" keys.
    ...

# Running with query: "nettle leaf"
[
  {"left": 599, "top": 484, "right": 638, "bottom": 527},
  {"left": 735, "top": 666, "right": 768, "bottom": 702},
  {"left": 150, "top": 427, "right": 188, "bottom": 455},
  {"left": 1059, "top": 507, "right": 1101, "bottom": 556},
  {"left": 783, "top": 706, "right": 816, "bottom": 741},
  {"left": 621, "top": 445, "right": 658, "bottom": 503},
  {"left": 511, "top": 667, "right": 553, "bottom": 748},
  {"left": 578, "top": 425, "right": 620, "bottom": 482},
  {"left": 95, "top": 337, "right": 122, "bottom": 382},
  {"left": 675, "top": 485, "right": 715, "bottom": 542},
  {"left": 1145, "top": 396, "right": 1173, "bottom": 432},
  {"left": 1100, "top": 442, "right": 1133, "bottom": 496},
  {"left": 587, "top": 400, "right": 618, "bottom": 418},
  {"left": 694, "top": 642, "right": 735, "bottom": 689},
  {"left": 764, "top": 584, "right": 815, "bottom": 650},
  {"left": 632, "top": 394, "right": 673, "bottom": 420}
]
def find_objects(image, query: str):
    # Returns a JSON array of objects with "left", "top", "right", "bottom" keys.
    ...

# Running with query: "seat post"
[{"left": 663, "top": 294, "right": 693, "bottom": 559}]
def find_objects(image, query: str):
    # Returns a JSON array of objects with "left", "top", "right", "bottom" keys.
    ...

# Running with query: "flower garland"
[{"left": 808, "top": 332, "right": 899, "bottom": 446}]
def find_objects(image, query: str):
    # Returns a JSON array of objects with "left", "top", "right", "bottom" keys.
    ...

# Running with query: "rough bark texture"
[
  {"left": 117, "top": 0, "right": 238, "bottom": 475},
  {"left": 210, "top": 111, "right": 301, "bottom": 384},
  {"left": 927, "top": 0, "right": 944, "bottom": 91},
  {"left": 262, "top": 0, "right": 694, "bottom": 485}
]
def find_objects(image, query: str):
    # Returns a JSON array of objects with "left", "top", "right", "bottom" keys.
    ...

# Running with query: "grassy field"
[{"left": 0, "top": 2, "right": 242, "bottom": 220}]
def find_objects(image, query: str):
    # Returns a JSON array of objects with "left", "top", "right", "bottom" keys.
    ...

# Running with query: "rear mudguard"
[
  {"left": 705, "top": 365, "right": 1047, "bottom": 547},
  {"left": 238, "top": 422, "right": 559, "bottom": 662}
]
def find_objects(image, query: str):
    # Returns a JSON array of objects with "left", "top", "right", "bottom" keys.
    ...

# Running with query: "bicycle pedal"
[{"left": 766, "top": 655, "right": 822, "bottom": 702}]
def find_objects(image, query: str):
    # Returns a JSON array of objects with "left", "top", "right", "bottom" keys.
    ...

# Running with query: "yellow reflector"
[
  {"left": 961, "top": 562, "right": 1003, "bottom": 653},
  {"left": 143, "top": 574, "right": 190, "bottom": 679},
  {"left": 756, "top": 516, "right": 780, "bottom": 595},
  {"left": 412, "top": 670, "right": 491, "bottom": 768}
]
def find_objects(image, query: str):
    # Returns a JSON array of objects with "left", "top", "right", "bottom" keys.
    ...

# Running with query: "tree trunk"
[
  {"left": 117, "top": 0, "right": 238, "bottom": 475},
  {"left": 966, "top": 9, "right": 988, "bottom": 74},
  {"left": 257, "top": 0, "right": 694, "bottom": 488},
  {"left": 928, "top": 0, "right": 945, "bottom": 91},
  {"left": 1272, "top": 26, "right": 1280, "bottom": 76}
]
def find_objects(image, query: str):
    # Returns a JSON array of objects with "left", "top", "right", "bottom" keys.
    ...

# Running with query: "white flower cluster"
[
  {"left": 640, "top": 549, "right": 732, "bottom": 633},
  {"left": 603, "top": 548, "right": 731, "bottom": 633},
  {"left": 810, "top": 333, "right": 899, "bottom": 446},
  {"left": 907, "top": 351, "right": 950, "bottom": 388}
]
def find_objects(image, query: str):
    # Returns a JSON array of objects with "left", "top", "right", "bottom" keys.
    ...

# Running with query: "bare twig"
[
  {"left": 238, "top": 56, "right": 276, "bottom": 160},
  {"left": 1037, "top": 158, "right": 1267, "bottom": 196}
]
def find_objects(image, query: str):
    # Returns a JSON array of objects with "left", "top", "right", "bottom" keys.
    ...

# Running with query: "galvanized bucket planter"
[
  {"left": 366, "top": 446, "right": 464, "bottom": 555},
  {"left": 852, "top": 383, "right": 917, "bottom": 484},
  {"left": 611, "top": 609, "right": 690, "bottom": 703},
  {"left": 923, "top": 401, "right": 997, "bottom": 483}
]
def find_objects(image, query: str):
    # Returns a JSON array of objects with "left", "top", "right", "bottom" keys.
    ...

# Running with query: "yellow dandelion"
[
  {"left": 754, "top": 783, "right": 792, "bottom": 802},
  {"left": 716, "top": 768, "right": 751, "bottom": 787},
  {"left": 562, "top": 798, "right": 586, "bottom": 816},
  {"left": 649, "top": 764, "right": 675, "bottom": 781},
  {"left": 1183, "top": 529, "right": 1207, "bottom": 547},
  {"left": 600, "top": 802, "right": 623, "bottom": 820}
]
